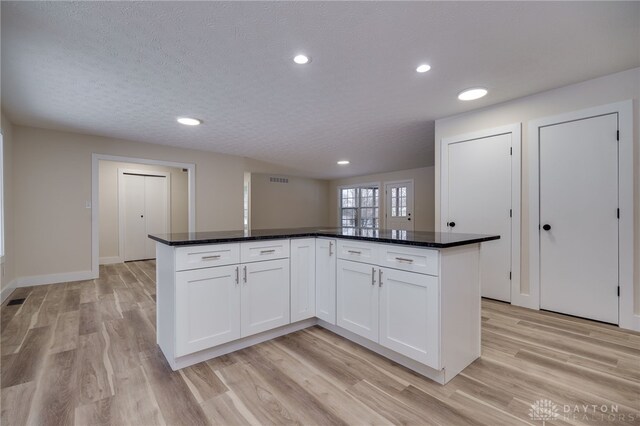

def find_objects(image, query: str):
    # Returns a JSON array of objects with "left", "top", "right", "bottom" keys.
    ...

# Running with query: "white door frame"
[
  {"left": 383, "top": 179, "right": 414, "bottom": 230},
  {"left": 92, "top": 154, "right": 196, "bottom": 278},
  {"left": 529, "top": 100, "right": 636, "bottom": 331},
  {"left": 118, "top": 168, "right": 171, "bottom": 262},
  {"left": 440, "top": 123, "right": 522, "bottom": 304}
]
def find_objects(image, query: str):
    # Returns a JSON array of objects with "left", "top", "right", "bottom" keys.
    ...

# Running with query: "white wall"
[
  {"left": 328, "top": 166, "right": 435, "bottom": 232},
  {"left": 1, "top": 111, "right": 15, "bottom": 298},
  {"left": 10, "top": 125, "right": 318, "bottom": 281},
  {"left": 250, "top": 174, "right": 330, "bottom": 229},
  {"left": 435, "top": 67, "right": 640, "bottom": 316},
  {"left": 98, "top": 160, "right": 189, "bottom": 262}
]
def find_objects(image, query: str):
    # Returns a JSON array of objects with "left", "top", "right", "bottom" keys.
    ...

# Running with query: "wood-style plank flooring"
[{"left": 1, "top": 260, "right": 639, "bottom": 425}]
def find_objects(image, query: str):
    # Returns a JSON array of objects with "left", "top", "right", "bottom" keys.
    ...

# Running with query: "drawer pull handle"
[
  {"left": 395, "top": 257, "right": 414, "bottom": 263},
  {"left": 235, "top": 266, "right": 239, "bottom": 284},
  {"left": 202, "top": 255, "right": 221, "bottom": 261},
  {"left": 243, "top": 266, "right": 247, "bottom": 283},
  {"left": 348, "top": 250, "right": 362, "bottom": 255},
  {"left": 379, "top": 269, "right": 383, "bottom": 287},
  {"left": 371, "top": 267, "right": 376, "bottom": 285},
  {"left": 260, "top": 249, "right": 276, "bottom": 254},
  {"left": 329, "top": 241, "right": 333, "bottom": 256}
]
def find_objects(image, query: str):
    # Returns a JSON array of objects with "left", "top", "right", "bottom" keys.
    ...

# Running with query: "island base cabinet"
[
  {"left": 241, "top": 258, "right": 291, "bottom": 338},
  {"left": 175, "top": 265, "right": 241, "bottom": 357},
  {"left": 379, "top": 268, "right": 440, "bottom": 368},
  {"left": 315, "top": 239, "right": 336, "bottom": 324},
  {"left": 337, "top": 260, "right": 379, "bottom": 341},
  {"left": 290, "top": 239, "right": 316, "bottom": 322}
]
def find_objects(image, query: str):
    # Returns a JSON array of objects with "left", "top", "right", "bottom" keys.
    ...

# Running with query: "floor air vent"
[{"left": 7, "top": 298, "right": 26, "bottom": 306}]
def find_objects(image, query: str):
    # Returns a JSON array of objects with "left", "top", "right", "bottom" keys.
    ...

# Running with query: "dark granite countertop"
[{"left": 149, "top": 227, "right": 499, "bottom": 249}]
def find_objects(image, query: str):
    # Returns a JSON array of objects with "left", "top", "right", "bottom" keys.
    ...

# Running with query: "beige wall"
[
  {"left": 328, "top": 166, "right": 435, "bottom": 232},
  {"left": 98, "top": 161, "right": 188, "bottom": 261},
  {"left": 434, "top": 67, "right": 640, "bottom": 311},
  {"left": 251, "top": 173, "right": 330, "bottom": 229},
  {"left": 1, "top": 112, "right": 15, "bottom": 292},
  {"left": 10, "top": 125, "right": 315, "bottom": 279}
]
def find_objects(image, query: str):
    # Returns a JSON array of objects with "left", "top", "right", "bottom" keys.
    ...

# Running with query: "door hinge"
[
  {"left": 617, "top": 286, "right": 620, "bottom": 297},
  {"left": 510, "top": 147, "right": 512, "bottom": 155},
  {"left": 509, "top": 271, "right": 512, "bottom": 280},
  {"left": 509, "top": 209, "right": 512, "bottom": 218},
  {"left": 616, "top": 130, "right": 619, "bottom": 141},
  {"left": 617, "top": 208, "right": 620, "bottom": 219}
]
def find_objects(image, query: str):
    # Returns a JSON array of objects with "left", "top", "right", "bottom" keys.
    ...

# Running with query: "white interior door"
[
  {"left": 446, "top": 133, "right": 512, "bottom": 302},
  {"left": 123, "top": 174, "right": 147, "bottom": 262},
  {"left": 385, "top": 181, "right": 414, "bottom": 231},
  {"left": 122, "top": 172, "right": 169, "bottom": 262},
  {"left": 144, "top": 175, "right": 169, "bottom": 259},
  {"left": 539, "top": 113, "right": 618, "bottom": 324}
]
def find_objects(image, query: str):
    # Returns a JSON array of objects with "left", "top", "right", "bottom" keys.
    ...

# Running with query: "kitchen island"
[{"left": 150, "top": 227, "right": 499, "bottom": 384}]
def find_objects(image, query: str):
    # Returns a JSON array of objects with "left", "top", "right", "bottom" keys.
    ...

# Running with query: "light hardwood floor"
[{"left": 1, "top": 260, "right": 639, "bottom": 425}]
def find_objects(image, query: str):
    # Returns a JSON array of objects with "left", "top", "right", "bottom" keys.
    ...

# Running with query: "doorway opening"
[{"left": 91, "top": 155, "right": 196, "bottom": 276}]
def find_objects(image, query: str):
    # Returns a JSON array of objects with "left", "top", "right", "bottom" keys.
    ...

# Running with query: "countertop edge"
[{"left": 148, "top": 232, "right": 500, "bottom": 249}]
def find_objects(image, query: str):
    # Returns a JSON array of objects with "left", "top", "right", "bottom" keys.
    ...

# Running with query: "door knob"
[
  {"left": 140, "top": 215, "right": 144, "bottom": 218},
  {"left": 447, "top": 221, "right": 456, "bottom": 228},
  {"left": 542, "top": 224, "right": 551, "bottom": 231}
]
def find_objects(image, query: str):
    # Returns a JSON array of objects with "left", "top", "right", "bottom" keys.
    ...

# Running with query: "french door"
[{"left": 385, "top": 181, "right": 414, "bottom": 231}]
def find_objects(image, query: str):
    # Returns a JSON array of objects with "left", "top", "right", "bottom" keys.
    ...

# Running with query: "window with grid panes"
[{"left": 340, "top": 186, "right": 379, "bottom": 228}]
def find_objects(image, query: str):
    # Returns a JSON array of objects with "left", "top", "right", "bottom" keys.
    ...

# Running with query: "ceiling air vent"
[{"left": 269, "top": 177, "right": 289, "bottom": 184}]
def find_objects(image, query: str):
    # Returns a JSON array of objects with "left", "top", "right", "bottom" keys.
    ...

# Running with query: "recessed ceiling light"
[
  {"left": 177, "top": 117, "right": 202, "bottom": 126},
  {"left": 337, "top": 160, "right": 350, "bottom": 165},
  {"left": 293, "top": 54, "right": 310, "bottom": 65},
  {"left": 458, "top": 88, "right": 488, "bottom": 101},
  {"left": 416, "top": 64, "right": 431, "bottom": 73}
]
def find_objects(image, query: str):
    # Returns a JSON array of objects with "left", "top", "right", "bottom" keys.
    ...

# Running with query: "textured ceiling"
[{"left": 2, "top": 2, "right": 639, "bottom": 179}]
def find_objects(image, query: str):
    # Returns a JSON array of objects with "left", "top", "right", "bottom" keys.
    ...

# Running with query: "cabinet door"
[
  {"left": 315, "top": 239, "right": 337, "bottom": 324},
  {"left": 175, "top": 265, "right": 241, "bottom": 357},
  {"left": 290, "top": 239, "right": 316, "bottom": 322},
  {"left": 379, "top": 267, "right": 439, "bottom": 368},
  {"left": 337, "top": 259, "right": 379, "bottom": 341},
  {"left": 241, "top": 258, "right": 290, "bottom": 337}
]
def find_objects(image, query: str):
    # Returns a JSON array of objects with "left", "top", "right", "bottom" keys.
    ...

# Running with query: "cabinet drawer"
[
  {"left": 337, "top": 240, "right": 378, "bottom": 264},
  {"left": 176, "top": 243, "right": 240, "bottom": 271},
  {"left": 241, "top": 240, "right": 289, "bottom": 263},
  {"left": 378, "top": 245, "right": 439, "bottom": 276}
]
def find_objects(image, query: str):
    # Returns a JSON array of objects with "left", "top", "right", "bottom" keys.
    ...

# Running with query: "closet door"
[
  {"left": 539, "top": 113, "right": 618, "bottom": 324},
  {"left": 123, "top": 174, "right": 147, "bottom": 262},
  {"left": 122, "top": 172, "right": 169, "bottom": 262}
]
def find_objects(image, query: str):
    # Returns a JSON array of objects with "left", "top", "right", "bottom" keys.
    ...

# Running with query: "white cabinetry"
[
  {"left": 336, "top": 244, "right": 441, "bottom": 369},
  {"left": 175, "top": 264, "right": 241, "bottom": 357},
  {"left": 241, "top": 258, "right": 290, "bottom": 337},
  {"left": 290, "top": 239, "right": 316, "bottom": 322},
  {"left": 337, "top": 259, "right": 379, "bottom": 341},
  {"left": 157, "top": 236, "right": 481, "bottom": 384},
  {"left": 379, "top": 267, "right": 439, "bottom": 367},
  {"left": 315, "top": 239, "right": 336, "bottom": 324}
]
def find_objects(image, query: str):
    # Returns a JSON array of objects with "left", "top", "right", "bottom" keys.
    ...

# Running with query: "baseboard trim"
[
  {"left": 166, "top": 318, "right": 318, "bottom": 370},
  {"left": 15, "top": 270, "right": 96, "bottom": 288},
  {"left": 1, "top": 279, "right": 18, "bottom": 303},
  {"left": 317, "top": 320, "right": 447, "bottom": 384},
  {"left": 99, "top": 256, "right": 123, "bottom": 265}
]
